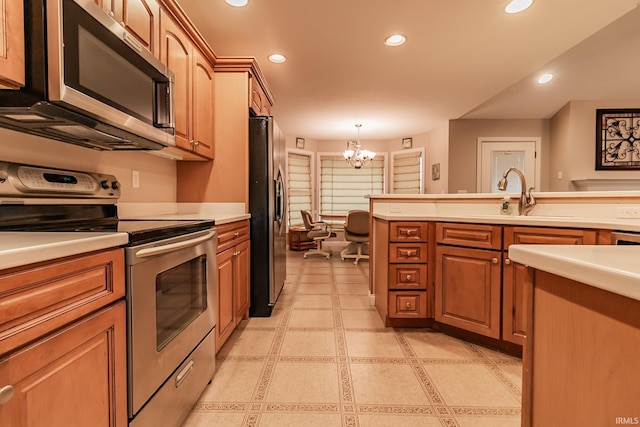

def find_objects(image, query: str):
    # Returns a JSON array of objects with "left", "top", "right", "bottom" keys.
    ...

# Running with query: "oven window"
[{"left": 155, "top": 255, "right": 207, "bottom": 351}]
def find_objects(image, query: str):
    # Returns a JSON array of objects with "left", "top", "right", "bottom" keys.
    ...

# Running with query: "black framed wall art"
[{"left": 596, "top": 109, "right": 640, "bottom": 170}]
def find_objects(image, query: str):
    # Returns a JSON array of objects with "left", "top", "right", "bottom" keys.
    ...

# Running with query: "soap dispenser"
[{"left": 501, "top": 195, "right": 511, "bottom": 215}]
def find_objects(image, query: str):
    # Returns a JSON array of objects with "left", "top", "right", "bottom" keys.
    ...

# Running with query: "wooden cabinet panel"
[
  {"left": 389, "top": 264, "right": 427, "bottom": 290},
  {"left": 436, "top": 222, "right": 502, "bottom": 250},
  {"left": 0, "top": 302, "right": 127, "bottom": 426},
  {"left": 502, "top": 260, "right": 530, "bottom": 346},
  {"left": 0, "top": 0, "right": 25, "bottom": 89},
  {"left": 160, "top": 14, "right": 191, "bottom": 151},
  {"left": 435, "top": 245, "right": 502, "bottom": 339},
  {"left": 0, "top": 249, "right": 125, "bottom": 356},
  {"left": 390, "top": 222, "right": 428, "bottom": 242},
  {"left": 504, "top": 226, "right": 596, "bottom": 246},
  {"left": 234, "top": 239, "right": 250, "bottom": 319},
  {"left": 389, "top": 291, "right": 427, "bottom": 318},
  {"left": 216, "top": 220, "right": 250, "bottom": 253},
  {"left": 216, "top": 248, "right": 236, "bottom": 352},
  {"left": 191, "top": 47, "right": 215, "bottom": 159},
  {"left": 122, "top": 0, "right": 160, "bottom": 58},
  {"left": 389, "top": 243, "right": 428, "bottom": 263}
]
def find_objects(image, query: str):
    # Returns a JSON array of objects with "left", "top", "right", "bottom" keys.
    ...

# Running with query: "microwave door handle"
[{"left": 134, "top": 230, "right": 215, "bottom": 258}]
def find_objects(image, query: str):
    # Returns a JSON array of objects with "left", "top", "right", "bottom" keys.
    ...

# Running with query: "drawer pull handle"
[
  {"left": 492, "top": 258, "right": 498, "bottom": 264},
  {"left": 406, "top": 274, "right": 411, "bottom": 280},
  {"left": 406, "top": 302, "right": 411, "bottom": 308},
  {"left": 505, "top": 259, "right": 511, "bottom": 265},
  {"left": 175, "top": 360, "right": 194, "bottom": 388},
  {"left": 405, "top": 230, "right": 413, "bottom": 235},
  {"left": 0, "top": 385, "right": 14, "bottom": 405},
  {"left": 406, "top": 250, "right": 414, "bottom": 257}
]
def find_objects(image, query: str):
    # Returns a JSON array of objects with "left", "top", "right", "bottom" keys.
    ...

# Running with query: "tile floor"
[{"left": 182, "top": 251, "right": 522, "bottom": 426}]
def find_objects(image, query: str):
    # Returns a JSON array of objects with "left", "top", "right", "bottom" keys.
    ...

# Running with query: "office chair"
[
  {"left": 301, "top": 210, "right": 335, "bottom": 259},
  {"left": 340, "top": 210, "right": 370, "bottom": 265}
]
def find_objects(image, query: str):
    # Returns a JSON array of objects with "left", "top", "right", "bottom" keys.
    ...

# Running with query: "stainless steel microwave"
[{"left": 0, "top": 0, "right": 175, "bottom": 151}]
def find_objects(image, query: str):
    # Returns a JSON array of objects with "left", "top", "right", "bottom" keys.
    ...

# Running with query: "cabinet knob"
[
  {"left": 492, "top": 258, "right": 498, "bottom": 264},
  {"left": 0, "top": 385, "right": 14, "bottom": 405},
  {"left": 505, "top": 259, "right": 511, "bottom": 265},
  {"left": 108, "top": 10, "right": 115, "bottom": 17},
  {"left": 406, "top": 230, "right": 413, "bottom": 235},
  {"left": 406, "top": 302, "right": 411, "bottom": 308},
  {"left": 234, "top": 232, "right": 239, "bottom": 237},
  {"left": 406, "top": 274, "right": 411, "bottom": 281}
]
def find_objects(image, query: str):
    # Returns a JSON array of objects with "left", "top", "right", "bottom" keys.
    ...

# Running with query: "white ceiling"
[{"left": 175, "top": 0, "right": 640, "bottom": 141}]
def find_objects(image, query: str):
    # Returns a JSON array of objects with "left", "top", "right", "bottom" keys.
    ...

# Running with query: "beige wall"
[
  {"left": 549, "top": 100, "right": 640, "bottom": 191},
  {"left": 0, "top": 128, "right": 177, "bottom": 203},
  {"left": 448, "top": 119, "right": 550, "bottom": 193}
]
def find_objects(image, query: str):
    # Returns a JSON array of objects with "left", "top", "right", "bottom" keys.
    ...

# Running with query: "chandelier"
[{"left": 343, "top": 124, "right": 376, "bottom": 169}]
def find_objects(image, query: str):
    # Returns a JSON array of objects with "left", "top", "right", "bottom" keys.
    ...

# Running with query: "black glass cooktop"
[{"left": 0, "top": 204, "right": 214, "bottom": 245}]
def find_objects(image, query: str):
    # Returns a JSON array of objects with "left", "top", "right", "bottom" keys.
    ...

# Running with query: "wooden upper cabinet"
[
  {"left": 93, "top": 0, "right": 160, "bottom": 58},
  {"left": 249, "top": 77, "right": 271, "bottom": 116},
  {"left": 191, "top": 47, "right": 215, "bottom": 159},
  {"left": 160, "top": 11, "right": 214, "bottom": 159},
  {"left": 121, "top": 0, "right": 161, "bottom": 59},
  {"left": 0, "top": 0, "right": 25, "bottom": 89}
]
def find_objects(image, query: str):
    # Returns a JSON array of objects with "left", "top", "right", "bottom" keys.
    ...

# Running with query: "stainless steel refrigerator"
[{"left": 248, "top": 116, "right": 286, "bottom": 317}]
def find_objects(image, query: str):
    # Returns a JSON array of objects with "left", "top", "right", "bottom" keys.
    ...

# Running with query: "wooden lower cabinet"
[
  {"left": 0, "top": 302, "right": 127, "bottom": 426},
  {"left": 435, "top": 245, "right": 502, "bottom": 339},
  {"left": 215, "top": 220, "right": 250, "bottom": 352}
]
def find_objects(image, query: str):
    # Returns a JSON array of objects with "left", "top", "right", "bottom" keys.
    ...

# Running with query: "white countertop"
[
  {"left": 509, "top": 245, "right": 640, "bottom": 302},
  {"left": 0, "top": 232, "right": 129, "bottom": 270}
]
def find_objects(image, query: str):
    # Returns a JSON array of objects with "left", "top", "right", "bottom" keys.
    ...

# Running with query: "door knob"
[
  {"left": 492, "top": 258, "right": 498, "bottom": 264},
  {"left": 505, "top": 259, "right": 511, "bottom": 265}
]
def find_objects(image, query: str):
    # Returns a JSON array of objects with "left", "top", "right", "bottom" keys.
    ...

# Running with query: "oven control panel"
[{"left": 0, "top": 161, "right": 120, "bottom": 198}]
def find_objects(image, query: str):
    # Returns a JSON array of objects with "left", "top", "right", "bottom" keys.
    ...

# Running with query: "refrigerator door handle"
[{"left": 274, "top": 166, "right": 285, "bottom": 228}]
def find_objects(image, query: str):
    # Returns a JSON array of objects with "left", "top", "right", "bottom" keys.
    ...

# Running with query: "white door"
[{"left": 477, "top": 138, "right": 540, "bottom": 193}]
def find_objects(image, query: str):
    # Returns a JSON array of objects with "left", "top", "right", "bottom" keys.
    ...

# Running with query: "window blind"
[
  {"left": 392, "top": 149, "right": 423, "bottom": 194},
  {"left": 287, "top": 152, "right": 312, "bottom": 227},
  {"left": 319, "top": 155, "right": 384, "bottom": 217}
]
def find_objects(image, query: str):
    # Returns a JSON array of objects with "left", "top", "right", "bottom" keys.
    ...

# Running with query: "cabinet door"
[
  {"left": 160, "top": 13, "right": 192, "bottom": 151},
  {"left": 191, "top": 47, "right": 215, "bottom": 159},
  {"left": 0, "top": 302, "right": 127, "bottom": 426},
  {"left": 0, "top": 0, "right": 25, "bottom": 89},
  {"left": 435, "top": 245, "right": 502, "bottom": 339},
  {"left": 502, "top": 259, "right": 530, "bottom": 345},
  {"left": 216, "top": 248, "right": 236, "bottom": 353},
  {"left": 234, "top": 240, "right": 250, "bottom": 319},
  {"left": 122, "top": 0, "right": 160, "bottom": 58}
]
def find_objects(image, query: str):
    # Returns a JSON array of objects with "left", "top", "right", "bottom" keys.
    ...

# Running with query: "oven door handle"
[{"left": 134, "top": 230, "right": 216, "bottom": 258}]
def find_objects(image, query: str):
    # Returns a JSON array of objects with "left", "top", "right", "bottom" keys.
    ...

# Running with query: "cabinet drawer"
[
  {"left": 389, "top": 243, "right": 428, "bottom": 263},
  {"left": 390, "top": 222, "right": 428, "bottom": 242},
  {"left": 504, "top": 226, "right": 596, "bottom": 246},
  {"left": 0, "top": 249, "right": 125, "bottom": 356},
  {"left": 389, "top": 264, "right": 427, "bottom": 290},
  {"left": 389, "top": 291, "right": 427, "bottom": 318},
  {"left": 216, "top": 220, "right": 250, "bottom": 253},
  {"left": 436, "top": 222, "right": 502, "bottom": 250}
]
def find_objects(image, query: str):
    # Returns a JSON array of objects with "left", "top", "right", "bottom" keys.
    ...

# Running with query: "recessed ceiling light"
[
  {"left": 225, "top": 0, "right": 248, "bottom": 7},
  {"left": 268, "top": 53, "right": 286, "bottom": 63},
  {"left": 505, "top": 0, "right": 533, "bottom": 14},
  {"left": 538, "top": 73, "right": 553, "bottom": 84},
  {"left": 384, "top": 34, "right": 406, "bottom": 47}
]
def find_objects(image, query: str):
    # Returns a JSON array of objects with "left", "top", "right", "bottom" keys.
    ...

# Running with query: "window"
[
  {"left": 287, "top": 151, "right": 312, "bottom": 227},
  {"left": 391, "top": 148, "right": 424, "bottom": 194},
  {"left": 318, "top": 154, "right": 385, "bottom": 222}
]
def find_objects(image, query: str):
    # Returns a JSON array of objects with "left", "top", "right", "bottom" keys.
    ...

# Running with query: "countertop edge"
[{"left": 508, "top": 245, "right": 640, "bottom": 302}]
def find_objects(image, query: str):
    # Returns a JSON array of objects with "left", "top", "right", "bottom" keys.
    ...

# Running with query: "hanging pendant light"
[{"left": 343, "top": 124, "right": 376, "bottom": 169}]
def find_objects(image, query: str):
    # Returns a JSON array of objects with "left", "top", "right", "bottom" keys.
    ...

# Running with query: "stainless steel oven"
[
  {"left": 126, "top": 228, "right": 216, "bottom": 427},
  {"left": 0, "top": 161, "right": 217, "bottom": 427}
]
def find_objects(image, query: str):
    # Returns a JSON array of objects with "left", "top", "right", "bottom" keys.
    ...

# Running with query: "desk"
[{"left": 288, "top": 227, "right": 316, "bottom": 251}]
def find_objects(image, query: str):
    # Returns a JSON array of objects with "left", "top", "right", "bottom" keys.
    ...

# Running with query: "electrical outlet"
[
  {"left": 616, "top": 206, "right": 640, "bottom": 218},
  {"left": 132, "top": 170, "right": 140, "bottom": 188}
]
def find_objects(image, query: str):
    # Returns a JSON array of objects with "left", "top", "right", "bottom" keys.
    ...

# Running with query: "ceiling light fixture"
[
  {"left": 268, "top": 53, "right": 286, "bottom": 63},
  {"left": 505, "top": 0, "right": 533, "bottom": 14},
  {"left": 384, "top": 34, "right": 406, "bottom": 47},
  {"left": 537, "top": 73, "right": 554, "bottom": 84},
  {"left": 343, "top": 124, "right": 376, "bottom": 169},
  {"left": 225, "top": 0, "right": 248, "bottom": 7}
]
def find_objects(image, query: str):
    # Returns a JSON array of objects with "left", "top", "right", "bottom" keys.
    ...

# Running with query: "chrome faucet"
[{"left": 497, "top": 167, "right": 536, "bottom": 216}]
